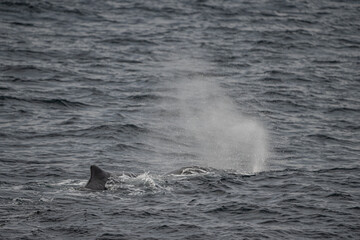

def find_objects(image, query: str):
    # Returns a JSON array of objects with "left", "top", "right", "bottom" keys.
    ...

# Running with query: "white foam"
[
  {"left": 53, "top": 179, "right": 86, "bottom": 186},
  {"left": 106, "top": 172, "right": 163, "bottom": 195}
]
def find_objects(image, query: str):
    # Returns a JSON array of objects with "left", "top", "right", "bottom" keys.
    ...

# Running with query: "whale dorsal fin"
[{"left": 85, "top": 165, "right": 111, "bottom": 190}]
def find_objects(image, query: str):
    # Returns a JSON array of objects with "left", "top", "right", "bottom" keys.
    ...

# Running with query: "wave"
[
  {"left": 306, "top": 133, "right": 355, "bottom": 145},
  {"left": 326, "top": 107, "right": 359, "bottom": 114},
  {"left": 0, "top": 95, "right": 90, "bottom": 109},
  {"left": 126, "top": 94, "right": 162, "bottom": 101},
  {"left": 2, "top": 122, "right": 148, "bottom": 142},
  {"left": 0, "top": 1, "right": 91, "bottom": 16},
  {"left": 1, "top": 65, "right": 50, "bottom": 73},
  {"left": 100, "top": 37, "right": 156, "bottom": 46}
]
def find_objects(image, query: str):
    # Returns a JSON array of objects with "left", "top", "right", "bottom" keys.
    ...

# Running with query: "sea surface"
[{"left": 1, "top": 0, "right": 359, "bottom": 239}]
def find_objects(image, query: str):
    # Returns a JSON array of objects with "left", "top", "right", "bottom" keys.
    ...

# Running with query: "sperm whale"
[
  {"left": 84, "top": 165, "right": 211, "bottom": 190},
  {"left": 85, "top": 165, "right": 111, "bottom": 190}
]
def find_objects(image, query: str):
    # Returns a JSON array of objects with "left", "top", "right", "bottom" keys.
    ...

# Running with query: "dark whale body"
[{"left": 85, "top": 165, "right": 111, "bottom": 190}]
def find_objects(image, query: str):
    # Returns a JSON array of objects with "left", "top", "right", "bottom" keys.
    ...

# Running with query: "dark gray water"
[{"left": 1, "top": 0, "right": 360, "bottom": 239}]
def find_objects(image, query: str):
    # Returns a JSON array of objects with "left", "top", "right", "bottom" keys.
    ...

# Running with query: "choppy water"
[{"left": 1, "top": 0, "right": 359, "bottom": 239}]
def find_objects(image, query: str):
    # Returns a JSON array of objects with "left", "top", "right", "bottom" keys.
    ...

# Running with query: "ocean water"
[{"left": 0, "top": 0, "right": 359, "bottom": 239}]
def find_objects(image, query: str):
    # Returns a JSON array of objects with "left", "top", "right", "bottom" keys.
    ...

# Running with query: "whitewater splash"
[
  {"left": 106, "top": 172, "right": 163, "bottom": 195},
  {"left": 162, "top": 57, "right": 268, "bottom": 173}
]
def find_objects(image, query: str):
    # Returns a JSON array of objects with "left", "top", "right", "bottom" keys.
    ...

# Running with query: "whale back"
[
  {"left": 167, "top": 166, "right": 210, "bottom": 175},
  {"left": 85, "top": 165, "right": 111, "bottom": 190}
]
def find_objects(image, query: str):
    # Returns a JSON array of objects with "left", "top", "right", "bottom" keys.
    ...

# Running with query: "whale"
[
  {"left": 167, "top": 166, "right": 210, "bottom": 175},
  {"left": 85, "top": 165, "right": 111, "bottom": 190},
  {"left": 84, "top": 165, "right": 211, "bottom": 190}
]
